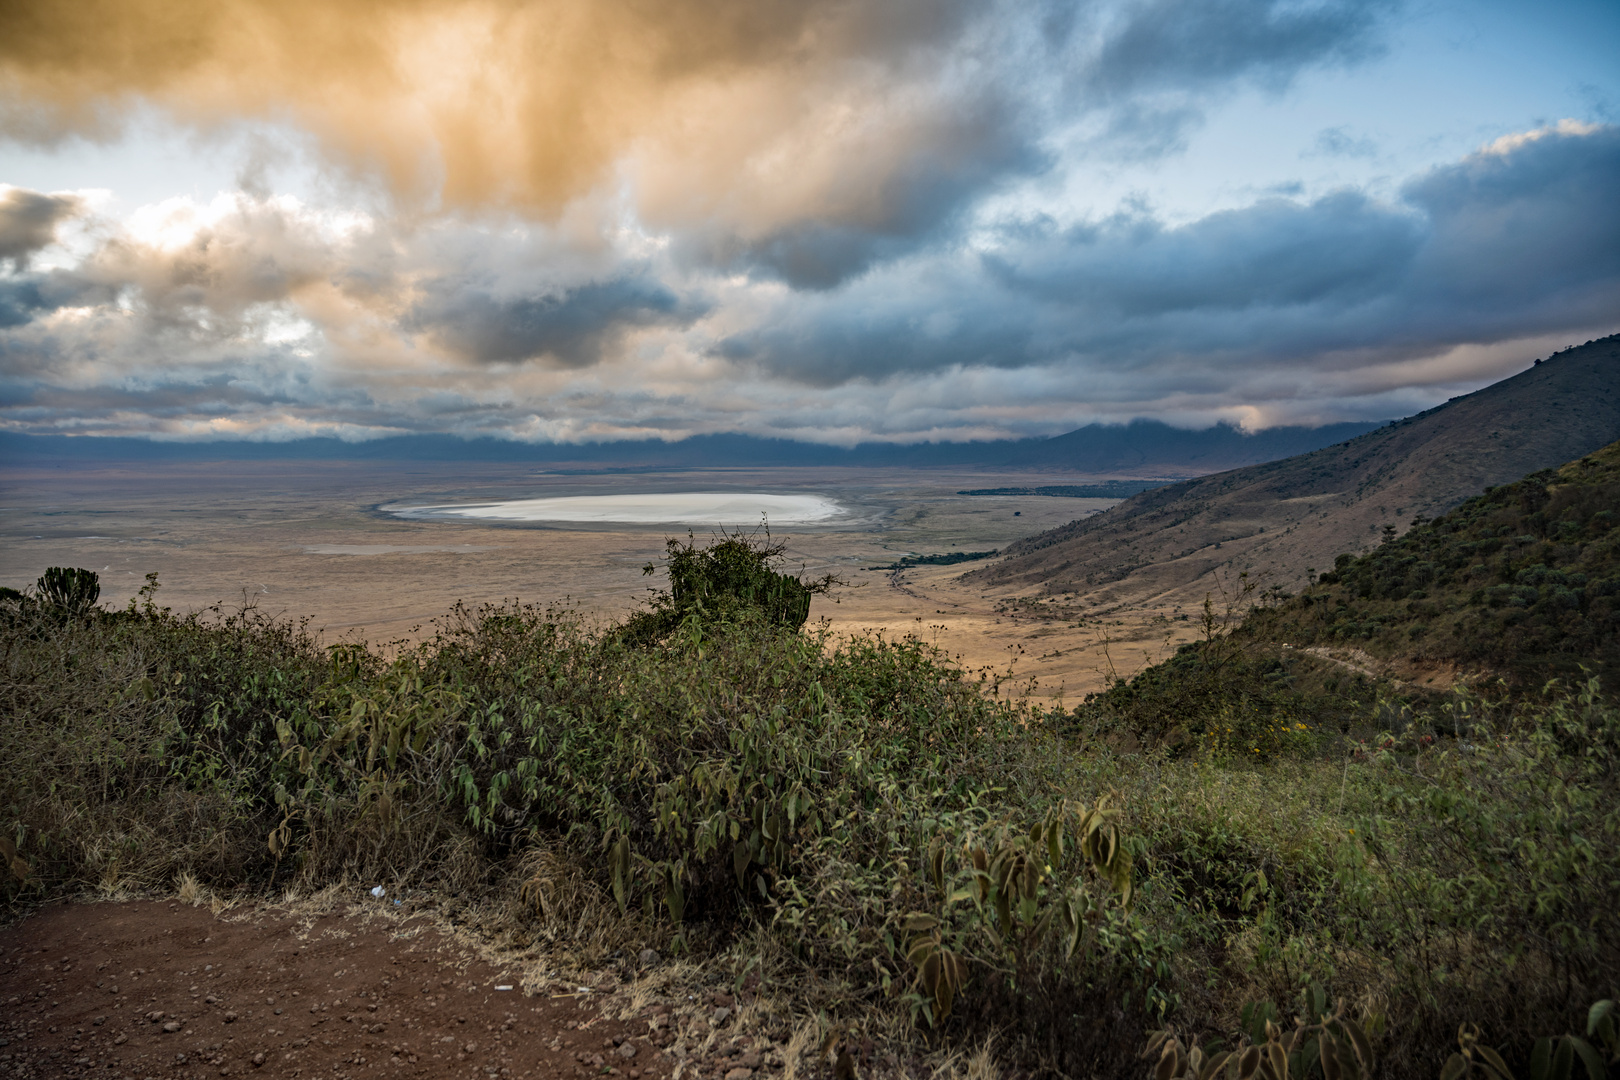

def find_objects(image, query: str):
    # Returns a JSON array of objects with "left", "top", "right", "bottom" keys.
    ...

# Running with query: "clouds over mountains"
[{"left": 0, "top": 0, "right": 1616, "bottom": 444}]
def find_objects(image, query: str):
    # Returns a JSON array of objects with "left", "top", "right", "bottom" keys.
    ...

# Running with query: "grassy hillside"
[
  {"left": 1245, "top": 439, "right": 1620, "bottom": 692},
  {"left": 969, "top": 335, "right": 1620, "bottom": 607}
]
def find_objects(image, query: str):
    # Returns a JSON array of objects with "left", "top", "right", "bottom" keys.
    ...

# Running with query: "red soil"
[{"left": 0, "top": 899, "right": 703, "bottom": 1080}]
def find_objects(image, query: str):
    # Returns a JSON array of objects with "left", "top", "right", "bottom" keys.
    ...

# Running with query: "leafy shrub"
[
  {"left": 618, "top": 528, "right": 838, "bottom": 643},
  {"left": 37, "top": 566, "right": 101, "bottom": 615}
]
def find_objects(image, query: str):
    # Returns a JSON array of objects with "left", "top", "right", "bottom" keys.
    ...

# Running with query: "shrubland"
[
  {"left": 4, "top": 519, "right": 1619, "bottom": 1079},
  {"left": 1250, "top": 439, "right": 1620, "bottom": 693}
]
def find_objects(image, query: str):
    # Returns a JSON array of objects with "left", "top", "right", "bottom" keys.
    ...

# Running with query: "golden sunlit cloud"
[{"left": 0, "top": 0, "right": 990, "bottom": 240}]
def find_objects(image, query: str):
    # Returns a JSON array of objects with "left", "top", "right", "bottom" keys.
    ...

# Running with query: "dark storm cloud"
[
  {"left": 0, "top": 270, "right": 105, "bottom": 328},
  {"left": 985, "top": 190, "right": 1420, "bottom": 315},
  {"left": 717, "top": 286, "right": 1042, "bottom": 387},
  {"left": 694, "top": 0, "right": 1401, "bottom": 287},
  {"left": 730, "top": 122, "right": 1620, "bottom": 387},
  {"left": 1402, "top": 124, "right": 1620, "bottom": 329},
  {"left": 1058, "top": 0, "right": 1396, "bottom": 159},
  {"left": 0, "top": 188, "right": 81, "bottom": 268},
  {"left": 407, "top": 275, "right": 701, "bottom": 368},
  {"left": 697, "top": 96, "right": 1048, "bottom": 289},
  {"left": 1082, "top": 0, "right": 1393, "bottom": 98},
  {"left": 996, "top": 121, "right": 1620, "bottom": 355}
]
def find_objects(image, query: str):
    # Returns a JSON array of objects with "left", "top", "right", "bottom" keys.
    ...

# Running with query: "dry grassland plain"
[{"left": 1, "top": 461, "right": 1212, "bottom": 700}]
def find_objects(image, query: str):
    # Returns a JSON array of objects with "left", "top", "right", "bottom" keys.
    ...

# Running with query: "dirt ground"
[{"left": 0, "top": 897, "right": 795, "bottom": 1080}]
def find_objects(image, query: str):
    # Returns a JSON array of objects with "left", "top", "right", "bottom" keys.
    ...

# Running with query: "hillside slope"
[
  {"left": 1246, "top": 438, "right": 1620, "bottom": 691},
  {"left": 968, "top": 335, "right": 1620, "bottom": 605}
]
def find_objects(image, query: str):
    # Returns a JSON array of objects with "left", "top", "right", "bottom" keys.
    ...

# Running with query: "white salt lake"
[{"left": 388, "top": 492, "right": 847, "bottom": 526}]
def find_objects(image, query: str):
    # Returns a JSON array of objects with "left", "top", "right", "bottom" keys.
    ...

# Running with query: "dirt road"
[{"left": 0, "top": 898, "right": 777, "bottom": 1080}]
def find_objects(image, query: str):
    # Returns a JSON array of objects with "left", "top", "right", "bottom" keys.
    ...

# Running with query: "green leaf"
[
  {"left": 1552, "top": 1037, "right": 1574, "bottom": 1080},
  {"left": 1532, "top": 1037, "right": 1553, "bottom": 1080},
  {"left": 1587, "top": 1001, "right": 1616, "bottom": 1039},
  {"left": 1476, "top": 1043, "right": 1513, "bottom": 1080},
  {"left": 1567, "top": 1037, "right": 1604, "bottom": 1080}
]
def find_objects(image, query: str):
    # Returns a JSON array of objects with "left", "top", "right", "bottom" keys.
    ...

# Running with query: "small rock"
[
  {"left": 224, "top": 1012, "right": 238, "bottom": 1023},
  {"left": 738, "top": 1052, "right": 762, "bottom": 1069},
  {"left": 464, "top": 1042, "right": 476, "bottom": 1054},
  {"left": 146, "top": 1011, "right": 166, "bottom": 1023},
  {"left": 92, "top": 1016, "right": 106, "bottom": 1026},
  {"left": 711, "top": 1007, "right": 731, "bottom": 1025},
  {"left": 162, "top": 1021, "right": 182, "bottom": 1033},
  {"left": 114, "top": 1034, "right": 127, "bottom": 1046},
  {"left": 252, "top": 1052, "right": 265, "bottom": 1067},
  {"left": 637, "top": 949, "right": 661, "bottom": 967},
  {"left": 725, "top": 1068, "right": 754, "bottom": 1080},
  {"left": 615, "top": 1043, "right": 638, "bottom": 1060}
]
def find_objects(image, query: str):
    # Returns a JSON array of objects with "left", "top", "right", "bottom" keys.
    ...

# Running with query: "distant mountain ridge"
[
  {"left": 0, "top": 419, "right": 1380, "bottom": 474},
  {"left": 968, "top": 335, "right": 1620, "bottom": 605}
]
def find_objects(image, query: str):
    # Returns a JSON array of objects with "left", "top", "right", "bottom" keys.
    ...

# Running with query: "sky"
[{"left": 1, "top": 0, "right": 1617, "bottom": 447}]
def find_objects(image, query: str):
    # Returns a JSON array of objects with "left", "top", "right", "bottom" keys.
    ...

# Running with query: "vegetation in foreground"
[{"left": 4, "top": 520, "right": 1618, "bottom": 1079}]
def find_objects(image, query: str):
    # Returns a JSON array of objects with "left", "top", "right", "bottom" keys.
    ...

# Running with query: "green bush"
[{"left": 618, "top": 529, "right": 836, "bottom": 643}]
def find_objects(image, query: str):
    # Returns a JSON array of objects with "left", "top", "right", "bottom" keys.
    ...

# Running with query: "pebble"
[
  {"left": 162, "top": 1021, "right": 182, "bottom": 1033},
  {"left": 711, "top": 1007, "right": 731, "bottom": 1025},
  {"left": 615, "top": 1042, "right": 639, "bottom": 1060},
  {"left": 637, "top": 949, "right": 661, "bottom": 967},
  {"left": 724, "top": 1068, "right": 754, "bottom": 1080}
]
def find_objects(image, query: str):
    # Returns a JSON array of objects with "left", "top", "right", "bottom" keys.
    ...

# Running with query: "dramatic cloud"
[
  {"left": 0, "top": 0, "right": 1401, "bottom": 286},
  {"left": 0, "top": 185, "right": 79, "bottom": 267},
  {"left": 407, "top": 275, "right": 698, "bottom": 368},
  {"left": 719, "top": 122, "right": 1620, "bottom": 396},
  {"left": 1, "top": 2, "right": 1616, "bottom": 445}
]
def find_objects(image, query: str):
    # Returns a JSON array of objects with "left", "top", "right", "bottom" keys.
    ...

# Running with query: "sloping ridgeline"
[
  {"left": 1246, "top": 438, "right": 1620, "bottom": 692},
  {"left": 967, "top": 335, "right": 1620, "bottom": 606}
]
